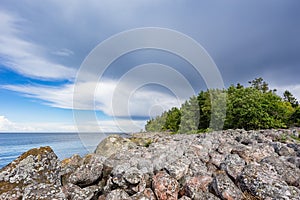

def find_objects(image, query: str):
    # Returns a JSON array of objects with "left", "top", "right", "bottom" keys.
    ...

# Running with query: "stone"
[
  {"left": 152, "top": 171, "right": 179, "bottom": 200},
  {"left": 261, "top": 156, "right": 300, "bottom": 188},
  {"left": 183, "top": 176, "right": 213, "bottom": 198},
  {"left": 63, "top": 183, "right": 100, "bottom": 200},
  {"left": 68, "top": 154, "right": 106, "bottom": 187},
  {"left": 23, "top": 183, "right": 66, "bottom": 200},
  {"left": 221, "top": 154, "right": 245, "bottom": 181},
  {"left": 165, "top": 157, "right": 190, "bottom": 180},
  {"left": 94, "top": 135, "right": 136, "bottom": 157},
  {"left": 238, "top": 162, "right": 300, "bottom": 199},
  {"left": 131, "top": 188, "right": 156, "bottom": 200},
  {"left": 210, "top": 171, "right": 243, "bottom": 200},
  {"left": 0, "top": 146, "right": 60, "bottom": 198},
  {"left": 278, "top": 145, "right": 296, "bottom": 156},
  {"left": 105, "top": 189, "right": 130, "bottom": 200}
]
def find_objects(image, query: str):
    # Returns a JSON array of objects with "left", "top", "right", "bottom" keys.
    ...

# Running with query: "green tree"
[
  {"left": 178, "top": 96, "right": 200, "bottom": 133},
  {"left": 248, "top": 77, "right": 269, "bottom": 93},
  {"left": 290, "top": 107, "right": 300, "bottom": 127},
  {"left": 283, "top": 90, "right": 299, "bottom": 108},
  {"left": 164, "top": 107, "right": 181, "bottom": 132}
]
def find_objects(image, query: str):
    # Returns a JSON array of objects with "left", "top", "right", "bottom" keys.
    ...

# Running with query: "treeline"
[{"left": 145, "top": 78, "right": 300, "bottom": 133}]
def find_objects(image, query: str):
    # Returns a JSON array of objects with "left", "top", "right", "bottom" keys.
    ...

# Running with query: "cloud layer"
[{"left": 0, "top": 11, "right": 75, "bottom": 80}]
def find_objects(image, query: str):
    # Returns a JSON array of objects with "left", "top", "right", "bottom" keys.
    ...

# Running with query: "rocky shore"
[{"left": 1, "top": 129, "right": 300, "bottom": 200}]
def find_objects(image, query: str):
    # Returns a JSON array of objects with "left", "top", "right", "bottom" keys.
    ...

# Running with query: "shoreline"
[{"left": 1, "top": 128, "right": 300, "bottom": 199}]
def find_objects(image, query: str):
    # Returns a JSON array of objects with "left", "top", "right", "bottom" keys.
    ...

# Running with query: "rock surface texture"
[{"left": 1, "top": 129, "right": 300, "bottom": 199}]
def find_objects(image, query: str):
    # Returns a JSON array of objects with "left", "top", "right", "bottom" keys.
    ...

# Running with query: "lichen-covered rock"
[
  {"left": 62, "top": 183, "right": 99, "bottom": 200},
  {"left": 1, "top": 129, "right": 300, "bottom": 199},
  {"left": 105, "top": 189, "right": 130, "bottom": 200},
  {"left": 182, "top": 176, "right": 213, "bottom": 199},
  {"left": 165, "top": 157, "right": 190, "bottom": 180},
  {"left": 94, "top": 135, "right": 136, "bottom": 157},
  {"left": 238, "top": 162, "right": 300, "bottom": 199},
  {"left": 221, "top": 154, "right": 245, "bottom": 181},
  {"left": 260, "top": 156, "right": 300, "bottom": 188},
  {"left": 23, "top": 183, "right": 66, "bottom": 200},
  {"left": 210, "top": 171, "right": 243, "bottom": 200},
  {"left": 68, "top": 154, "right": 106, "bottom": 187},
  {"left": 131, "top": 188, "right": 156, "bottom": 200},
  {"left": 60, "top": 154, "right": 82, "bottom": 185},
  {"left": 152, "top": 171, "right": 179, "bottom": 200},
  {"left": 0, "top": 146, "right": 60, "bottom": 199}
]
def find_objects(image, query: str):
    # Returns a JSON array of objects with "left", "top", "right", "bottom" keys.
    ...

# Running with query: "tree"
[
  {"left": 178, "top": 96, "right": 200, "bottom": 133},
  {"left": 164, "top": 107, "right": 181, "bottom": 132},
  {"left": 290, "top": 107, "right": 300, "bottom": 127},
  {"left": 283, "top": 90, "right": 299, "bottom": 108},
  {"left": 248, "top": 77, "right": 269, "bottom": 93}
]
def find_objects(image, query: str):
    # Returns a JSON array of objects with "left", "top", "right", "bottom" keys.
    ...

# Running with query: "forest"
[{"left": 145, "top": 78, "right": 300, "bottom": 133}]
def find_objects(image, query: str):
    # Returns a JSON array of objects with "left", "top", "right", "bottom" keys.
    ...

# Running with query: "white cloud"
[
  {"left": 0, "top": 115, "right": 37, "bottom": 132},
  {"left": 52, "top": 48, "right": 74, "bottom": 57},
  {"left": 0, "top": 11, "right": 76, "bottom": 80},
  {"left": 273, "top": 84, "right": 300, "bottom": 102},
  {"left": 0, "top": 115, "right": 145, "bottom": 133},
  {"left": 3, "top": 79, "right": 183, "bottom": 118}
]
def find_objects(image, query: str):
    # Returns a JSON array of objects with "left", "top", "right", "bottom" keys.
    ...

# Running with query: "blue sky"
[{"left": 0, "top": 0, "right": 300, "bottom": 132}]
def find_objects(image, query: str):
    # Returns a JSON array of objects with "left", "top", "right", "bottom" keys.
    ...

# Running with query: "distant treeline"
[{"left": 145, "top": 78, "right": 300, "bottom": 133}]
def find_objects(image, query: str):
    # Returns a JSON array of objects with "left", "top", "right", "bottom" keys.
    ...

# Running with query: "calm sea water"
[{"left": 0, "top": 132, "right": 126, "bottom": 169}]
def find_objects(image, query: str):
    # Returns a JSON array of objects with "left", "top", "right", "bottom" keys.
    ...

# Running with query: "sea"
[{"left": 0, "top": 132, "right": 127, "bottom": 169}]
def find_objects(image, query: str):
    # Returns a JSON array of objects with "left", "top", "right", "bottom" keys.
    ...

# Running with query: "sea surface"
[{"left": 0, "top": 132, "right": 127, "bottom": 169}]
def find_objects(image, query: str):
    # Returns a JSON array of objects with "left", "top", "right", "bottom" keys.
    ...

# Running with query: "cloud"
[
  {"left": 3, "top": 78, "right": 183, "bottom": 118},
  {"left": 0, "top": 11, "right": 76, "bottom": 80},
  {"left": 52, "top": 48, "right": 74, "bottom": 57},
  {"left": 271, "top": 84, "right": 300, "bottom": 102},
  {"left": 0, "top": 115, "right": 145, "bottom": 133},
  {"left": 0, "top": 115, "right": 36, "bottom": 132}
]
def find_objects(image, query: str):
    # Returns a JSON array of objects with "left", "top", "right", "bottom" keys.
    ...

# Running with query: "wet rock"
[
  {"left": 95, "top": 135, "right": 136, "bottom": 157},
  {"left": 0, "top": 146, "right": 60, "bottom": 198},
  {"left": 152, "top": 171, "right": 179, "bottom": 200},
  {"left": 210, "top": 171, "right": 243, "bottom": 200},
  {"left": 68, "top": 154, "right": 106, "bottom": 187},
  {"left": 238, "top": 162, "right": 300, "bottom": 199}
]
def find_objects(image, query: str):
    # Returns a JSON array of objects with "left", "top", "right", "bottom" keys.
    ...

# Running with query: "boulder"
[
  {"left": 238, "top": 162, "right": 300, "bottom": 199},
  {"left": 68, "top": 154, "right": 106, "bottom": 187},
  {"left": 94, "top": 135, "right": 136, "bottom": 157},
  {"left": 182, "top": 176, "right": 213, "bottom": 198},
  {"left": 152, "top": 171, "right": 179, "bottom": 200},
  {"left": 0, "top": 146, "right": 60, "bottom": 199},
  {"left": 210, "top": 171, "right": 243, "bottom": 200}
]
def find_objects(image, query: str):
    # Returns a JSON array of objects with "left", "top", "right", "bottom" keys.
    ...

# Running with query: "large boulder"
[
  {"left": 0, "top": 146, "right": 61, "bottom": 199},
  {"left": 68, "top": 154, "right": 106, "bottom": 187},
  {"left": 152, "top": 171, "right": 179, "bottom": 200},
  {"left": 238, "top": 162, "right": 300, "bottom": 199},
  {"left": 94, "top": 135, "right": 136, "bottom": 157}
]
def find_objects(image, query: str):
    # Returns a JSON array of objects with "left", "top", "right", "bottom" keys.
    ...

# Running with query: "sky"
[{"left": 0, "top": 0, "right": 300, "bottom": 132}]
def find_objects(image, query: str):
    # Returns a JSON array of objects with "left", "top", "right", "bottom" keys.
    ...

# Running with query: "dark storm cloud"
[{"left": 1, "top": 0, "right": 299, "bottom": 90}]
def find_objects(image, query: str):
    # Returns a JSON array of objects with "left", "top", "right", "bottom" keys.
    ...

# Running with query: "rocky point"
[{"left": 1, "top": 129, "right": 300, "bottom": 199}]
